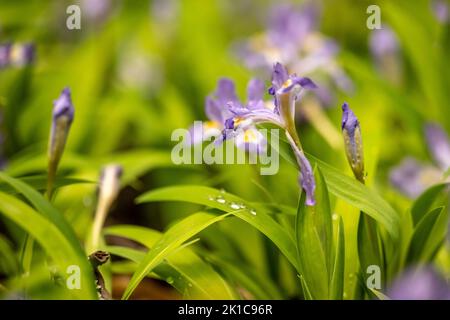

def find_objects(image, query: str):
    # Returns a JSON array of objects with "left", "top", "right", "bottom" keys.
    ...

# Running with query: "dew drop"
[
  {"left": 166, "top": 277, "right": 174, "bottom": 284},
  {"left": 208, "top": 195, "right": 215, "bottom": 201},
  {"left": 230, "top": 202, "right": 240, "bottom": 210},
  {"left": 239, "top": 204, "right": 246, "bottom": 209},
  {"left": 216, "top": 197, "right": 226, "bottom": 204},
  {"left": 188, "top": 283, "right": 193, "bottom": 287},
  {"left": 220, "top": 188, "right": 226, "bottom": 194},
  {"left": 332, "top": 213, "right": 339, "bottom": 221},
  {"left": 250, "top": 209, "right": 257, "bottom": 216}
]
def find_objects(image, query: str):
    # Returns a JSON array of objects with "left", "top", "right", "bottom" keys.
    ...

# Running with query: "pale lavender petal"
[
  {"left": 268, "top": 3, "right": 318, "bottom": 47},
  {"left": 425, "top": 123, "right": 450, "bottom": 170},
  {"left": 369, "top": 25, "right": 399, "bottom": 61},
  {"left": 432, "top": 0, "right": 449, "bottom": 23},
  {"left": 216, "top": 78, "right": 238, "bottom": 105},
  {"left": 389, "top": 157, "right": 442, "bottom": 198},
  {"left": 247, "top": 78, "right": 265, "bottom": 103},
  {"left": 205, "top": 96, "right": 223, "bottom": 123},
  {"left": 388, "top": 266, "right": 450, "bottom": 300}
]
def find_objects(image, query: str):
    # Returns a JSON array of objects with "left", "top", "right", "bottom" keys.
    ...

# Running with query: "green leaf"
[
  {"left": 137, "top": 185, "right": 299, "bottom": 269},
  {"left": 0, "top": 191, "right": 96, "bottom": 299},
  {"left": 309, "top": 155, "right": 400, "bottom": 239},
  {"left": 298, "top": 274, "right": 313, "bottom": 300},
  {"left": 104, "top": 224, "right": 235, "bottom": 299},
  {"left": 406, "top": 206, "right": 447, "bottom": 264},
  {"left": 411, "top": 183, "right": 449, "bottom": 226},
  {"left": 357, "top": 214, "right": 384, "bottom": 287},
  {"left": 104, "top": 245, "right": 190, "bottom": 297},
  {"left": 295, "top": 169, "right": 333, "bottom": 299},
  {"left": 330, "top": 216, "right": 345, "bottom": 300},
  {"left": 202, "top": 253, "right": 283, "bottom": 300},
  {"left": 0, "top": 175, "right": 94, "bottom": 195},
  {"left": 121, "top": 212, "right": 231, "bottom": 300},
  {"left": 0, "top": 172, "right": 86, "bottom": 257}
]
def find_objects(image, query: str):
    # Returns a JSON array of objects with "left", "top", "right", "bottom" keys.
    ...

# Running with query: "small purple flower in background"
[
  {"left": 369, "top": 25, "right": 399, "bottom": 62},
  {"left": 390, "top": 123, "right": 450, "bottom": 198},
  {"left": 80, "top": 0, "right": 112, "bottom": 23},
  {"left": 188, "top": 78, "right": 267, "bottom": 153},
  {"left": 222, "top": 63, "right": 317, "bottom": 205},
  {"left": 0, "top": 42, "right": 34, "bottom": 69},
  {"left": 369, "top": 24, "right": 402, "bottom": 85},
  {"left": 236, "top": 2, "right": 353, "bottom": 101},
  {"left": 426, "top": 123, "right": 450, "bottom": 170},
  {"left": 387, "top": 266, "right": 450, "bottom": 300},
  {"left": 341, "top": 102, "right": 365, "bottom": 183},
  {"left": 47, "top": 87, "right": 75, "bottom": 197},
  {"left": 431, "top": 0, "right": 449, "bottom": 24}
]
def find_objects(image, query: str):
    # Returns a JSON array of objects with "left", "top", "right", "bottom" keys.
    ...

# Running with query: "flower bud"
[{"left": 341, "top": 102, "right": 365, "bottom": 183}]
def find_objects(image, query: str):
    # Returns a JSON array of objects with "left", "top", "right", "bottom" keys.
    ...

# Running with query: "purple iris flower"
[
  {"left": 235, "top": 3, "right": 353, "bottom": 102},
  {"left": 222, "top": 63, "right": 317, "bottom": 205},
  {"left": 387, "top": 266, "right": 450, "bottom": 300},
  {"left": 188, "top": 78, "right": 267, "bottom": 153},
  {"left": 341, "top": 102, "right": 365, "bottom": 183},
  {"left": 390, "top": 123, "right": 450, "bottom": 198}
]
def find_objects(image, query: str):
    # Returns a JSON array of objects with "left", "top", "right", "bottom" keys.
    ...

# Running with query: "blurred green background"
[{"left": 0, "top": 0, "right": 449, "bottom": 299}]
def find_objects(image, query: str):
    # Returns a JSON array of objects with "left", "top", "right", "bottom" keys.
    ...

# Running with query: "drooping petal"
[
  {"left": 341, "top": 102, "right": 365, "bottom": 182},
  {"left": 389, "top": 157, "right": 442, "bottom": 198},
  {"left": 425, "top": 123, "right": 450, "bottom": 170},
  {"left": 278, "top": 75, "right": 317, "bottom": 94},
  {"left": 387, "top": 266, "right": 450, "bottom": 300},
  {"left": 286, "top": 131, "right": 315, "bottom": 206}
]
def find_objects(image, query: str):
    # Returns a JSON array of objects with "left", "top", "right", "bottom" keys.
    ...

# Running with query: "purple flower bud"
[
  {"left": 341, "top": 102, "right": 365, "bottom": 183},
  {"left": 387, "top": 267, "right": 450, "bottom": 300},
  {"left": 53, "top": 87, "right": 74, "bottom": 123},
  {"left": 47, "top": 87, "right": 75, "bottom": 197}
]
